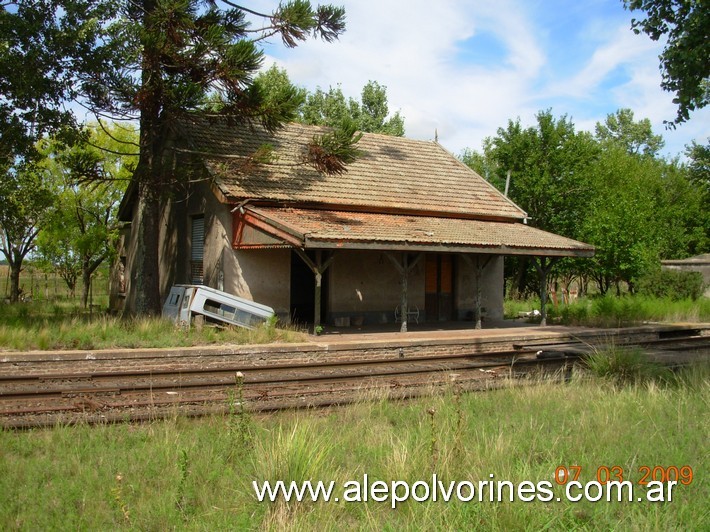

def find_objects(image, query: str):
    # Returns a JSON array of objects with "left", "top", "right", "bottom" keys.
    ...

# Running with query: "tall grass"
[
  {"left": 1, "top": 364, "right": 708, "bottom": 529},
  {"left": 2, "top": 292, "right": 708, "bottom": 351},
  {"left": 0, "top": 301, "right": 306, "bottom": 350},
  {"left": 583, "top": 345, "right": 674, "bottom": 386},
  {"left": 506, "top": 294, "right": 710, "bottom": 326}
]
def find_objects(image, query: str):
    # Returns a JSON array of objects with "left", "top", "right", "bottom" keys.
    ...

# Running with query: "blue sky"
[{"left": 255, "top": 0, "right": 708, "bottom": 159}]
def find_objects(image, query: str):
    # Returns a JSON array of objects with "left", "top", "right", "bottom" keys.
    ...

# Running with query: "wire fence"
[{"left": 0, "top": 264, "right": 111, "bottom": 303}]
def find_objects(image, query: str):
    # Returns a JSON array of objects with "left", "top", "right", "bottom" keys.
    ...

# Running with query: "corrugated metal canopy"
[{"left": 236, "top": 207, "right": 595, "bottom": 257}]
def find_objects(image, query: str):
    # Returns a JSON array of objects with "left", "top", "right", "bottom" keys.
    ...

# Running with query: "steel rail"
[
  {"left": 0, "top": 351, "right": 554, "bottom": 401},
  {"left": 1, "top": 334, "right": 707, "bottom": 428}
]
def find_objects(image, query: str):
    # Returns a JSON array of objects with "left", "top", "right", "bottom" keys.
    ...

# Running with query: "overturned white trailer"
[{"left": 162, "top": 285, "right": 275, "bottom": 330}]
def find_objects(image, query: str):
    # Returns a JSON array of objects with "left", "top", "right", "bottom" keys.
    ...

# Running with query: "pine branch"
[{"left": 303, "top": 118, "right": 362, "bottom": 175}]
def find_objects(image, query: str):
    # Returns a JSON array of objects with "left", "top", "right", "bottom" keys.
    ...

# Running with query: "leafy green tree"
[
  {"left": 358, "top": 81, "right": 405, "bottom": 135},
  {"left": 36, "top": 216, "right": 82, "bottom": 299},
  {"left": 473, "top": 110, "right": 599, "bottom": 296},
  {"left": 463, "top": 107, "right": 707, "bottom": 296},
  {"left": 4, "top": 1, "right": 348, "bottom": 314},
  {"left": 0, "top": 165, "right": 55, "bottom": 302},
  {"left": 300, "top": 81, "right": 405, "bottom": 135},
  {"left": 591, "top": 110, "right": 707, "bottom": 263},
  {"left": 654, "top": 157, "right": 709, "bottom": 258},
  {"left": 637, "top": 269, "right": 704, "bottom": 300},
  {"left": 686, "top": 140, "right": 710, "bottom": 195},
  {"left": 624, "top": 0, "right": 710, "bottom": 125},
  {"left": 578, "top": 137, "right": 707, "bottom": 291},
  {"left": 682, "top": 140, "right": 710, "bottom": 253},
  {"left": 1, "top": 1, "right": 119, "bottom": 304},
  {"left": 595, "top": 108, "right": 665, "bottom": 157},
  {"left": 255, "top": 66, "right": 406, "bottom": 135},
  {"left": 251, "top": 65, "right": 309, "bottom": 118},
  {"left": 36, "top": 124, "right": 136, "bottom": 307},
  {"left": 0, "top": 1, "right": 117, "bottom": 163},
  {"left": 484, "top": 110, "right": 599, "bottom": 237},
  {"left": 300, "top": 85, "right": 351, "bottom": 126},
  {"left": 580, "top": 147, "right": 665, "bottom": 293}
]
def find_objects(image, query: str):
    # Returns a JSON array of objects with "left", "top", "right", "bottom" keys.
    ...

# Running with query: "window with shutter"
[{"left": 191, "top": 215, "right": 205, "bottom": 284}]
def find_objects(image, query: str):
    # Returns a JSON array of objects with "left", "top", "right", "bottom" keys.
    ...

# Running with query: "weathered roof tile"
[
  {"left": 244, "top": 207, "right": 595, "bottom": 257},
  {"left": 180, "top": 115, "right": 526, "bottom": 220}
]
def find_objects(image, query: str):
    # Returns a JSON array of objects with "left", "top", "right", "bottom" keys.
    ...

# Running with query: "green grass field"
[{"left": 1, "top": 366, "right": 708, "bottom": 530}]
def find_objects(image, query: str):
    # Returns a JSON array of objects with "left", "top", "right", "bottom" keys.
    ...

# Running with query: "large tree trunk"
[
  {"left": 132, "top": 188, "right": 162, "bottom": 315},
  {"left": 512, "top": 257, "right": 529, "bottom": 299},
  {"left": 533, "top": 257, "right": 559, "bottom": 327},
  {"left": 62, "top": 273, "right": 77, "bottom": 299},
  {"left": 81, "top": 255, "right": 108, "bottom": 309},
  {"left": 129, "top": 0, "right": 164, "bottom": 316},
  {"left": 9, "top": 261, "right": 21, "bottom": 303},
  {"left": 81, "top": 269, "right": 91, "bottom": 309}
]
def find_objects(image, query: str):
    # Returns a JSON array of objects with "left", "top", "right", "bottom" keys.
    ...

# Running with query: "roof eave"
[{"left": 303, "top": 237, "right": 594, "bottom": 257}]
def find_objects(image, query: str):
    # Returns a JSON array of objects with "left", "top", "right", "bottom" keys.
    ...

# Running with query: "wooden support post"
[
  {"left": 314, "top": 268, "right": 322, "bottom": 332},
  {"left": 385, "top": 252, "right": 422, "bottom": 333},
  {"left": 294, "top": 249, "right": 335, "bottom": 334},
  {"left": 462, "top": 254, "right": 493, "bottom": 329},
  {"left": 532, "top": 257, "right": 559, "bottom": 327},
  {"left": 400, "top": 253, "right": 408, "bottom": 333}
]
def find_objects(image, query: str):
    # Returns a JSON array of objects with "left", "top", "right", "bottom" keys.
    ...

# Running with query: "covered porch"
[{"left": 233, "top": 205, "right": 594, "bottom": 333}]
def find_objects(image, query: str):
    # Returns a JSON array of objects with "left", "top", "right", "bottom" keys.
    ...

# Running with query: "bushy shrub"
[{"left": 636, "top": 269, "right": 704, "bottom": 300}]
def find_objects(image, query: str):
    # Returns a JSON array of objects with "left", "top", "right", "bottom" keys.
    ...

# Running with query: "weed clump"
[
  {"left": 227, "top": 371, "right": 254, "bottom": 459},
  {"left": 584, "top": 346, "right": 673, "bottom": 386}
]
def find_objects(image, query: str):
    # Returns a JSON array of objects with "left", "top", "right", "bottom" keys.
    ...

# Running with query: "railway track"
[{"left": 1, "top": 332, "right": 708, "bottom": 429}]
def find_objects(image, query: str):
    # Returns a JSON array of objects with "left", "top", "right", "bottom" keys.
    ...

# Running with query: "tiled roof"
[
  {"left": 179, "top": 115, "right": 526, "bottom": 220},
  {"left": 243, "top": 207, "right": 594, "bottom": 257}
]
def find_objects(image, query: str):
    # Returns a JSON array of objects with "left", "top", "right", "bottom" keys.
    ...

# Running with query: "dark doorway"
[
  {"left": 425, "top": 254, "right": 455, "bottom": 321},
  {"left": 290, "top": 251, "right": 328, "bottom": 325}
]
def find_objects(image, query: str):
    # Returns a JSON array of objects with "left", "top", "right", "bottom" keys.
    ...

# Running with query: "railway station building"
[{"left": 114, "top": 115, "right": 593, "bottom": 330}]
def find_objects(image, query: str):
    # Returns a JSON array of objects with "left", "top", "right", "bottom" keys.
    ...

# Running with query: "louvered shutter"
[{"left": 191, "top": 216, "right": 204, "bottom": 284}]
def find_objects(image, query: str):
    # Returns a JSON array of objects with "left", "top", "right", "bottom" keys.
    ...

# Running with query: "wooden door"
[{"left": 425, "top": 254, "right": 454, "bottom": 321}]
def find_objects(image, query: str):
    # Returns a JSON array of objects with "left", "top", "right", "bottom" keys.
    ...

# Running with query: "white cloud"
[
  {"left": 551, "top": 24, "right": 659, "bottom": 100},
  {"left": 260, "top": 0, "right": 707, "bottom": 157}
]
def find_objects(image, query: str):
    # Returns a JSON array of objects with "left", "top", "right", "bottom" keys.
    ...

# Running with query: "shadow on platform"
[{"left": 315, "top": 318, "right": 538, "bottom": 337}]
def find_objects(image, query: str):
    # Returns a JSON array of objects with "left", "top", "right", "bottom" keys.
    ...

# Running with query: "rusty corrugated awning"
[{"left": 235, "top": 206, "right": 594, "bottom": 257}]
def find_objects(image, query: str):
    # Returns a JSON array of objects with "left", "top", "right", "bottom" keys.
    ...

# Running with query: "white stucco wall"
[
  {"left": 456, "top": 255, "right": 504, "bottom": 320},
  {"left": 325, "top": 250, "right": 504, "bottom": 324},
  {"left": 226, "top": 249, "right": 291, "bottom": 318},
  {"left": 192, "top": 184, "right": 291, "bottom": 317},
  {"left": 327, "top": 250, "right": 426, "bottom": 324}
]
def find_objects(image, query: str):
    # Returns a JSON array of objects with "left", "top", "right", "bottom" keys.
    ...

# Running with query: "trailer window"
[{"left": 203, "top": 298, "right": 236, "bottom": 318}]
